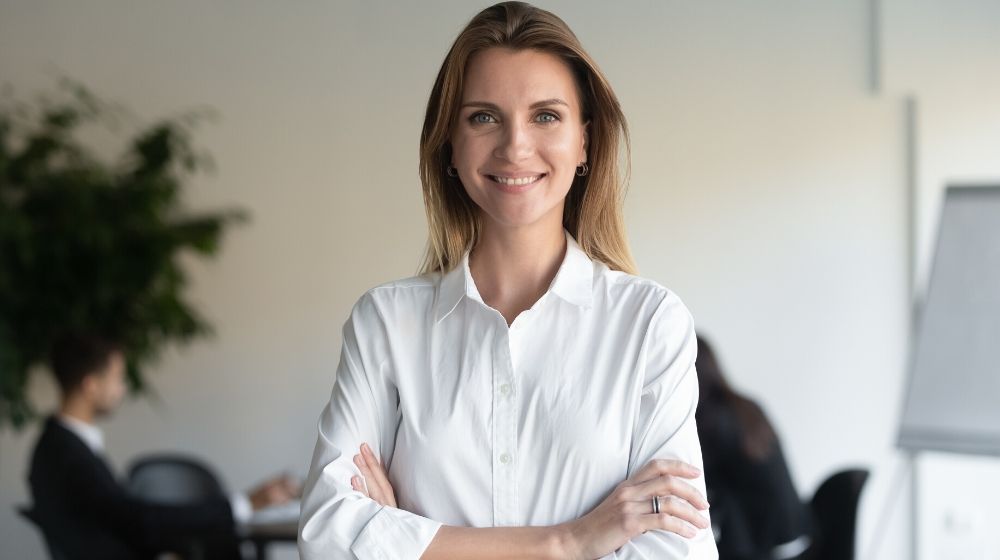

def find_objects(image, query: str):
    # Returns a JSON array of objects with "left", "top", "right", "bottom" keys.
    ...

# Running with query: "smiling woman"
[{"left": 298, "top": 3, "right": 719, "bottom": 559}]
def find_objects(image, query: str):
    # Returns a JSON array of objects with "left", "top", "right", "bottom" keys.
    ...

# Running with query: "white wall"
[{"left": 1, "top": 2, "right": 997, "bottom": 559}]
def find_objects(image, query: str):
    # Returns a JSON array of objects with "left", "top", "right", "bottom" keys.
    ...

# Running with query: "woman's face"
[{"left": 450, "top": 47, "right": 588, "bottom": 232}]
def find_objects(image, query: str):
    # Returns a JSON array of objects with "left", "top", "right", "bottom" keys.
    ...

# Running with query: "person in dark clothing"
[
  {"left": 695, "top": 335, "right": 812, "bottom": 560},
  {"left": 26, "top": 332, "right": 298, "bottom": 560}
]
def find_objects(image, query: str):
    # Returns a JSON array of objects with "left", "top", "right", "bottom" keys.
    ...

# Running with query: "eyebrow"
[{"left": 460, "top": 98, "right": 569, "bottom": 111}]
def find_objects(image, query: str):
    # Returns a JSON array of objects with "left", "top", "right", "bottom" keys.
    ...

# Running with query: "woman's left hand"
[{"left": 351, "top": 442, "right": 397, "bottom": 508}]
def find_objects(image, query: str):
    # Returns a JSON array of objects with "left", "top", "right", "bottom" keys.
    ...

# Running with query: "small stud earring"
[
  {"left": 575, "top": 162, "right": 589, "bottom": 177},
  {"left": 446, "top": 166, "right": 458, "bottom": 177}
]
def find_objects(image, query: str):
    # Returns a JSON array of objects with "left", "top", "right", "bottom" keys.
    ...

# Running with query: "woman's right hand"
[{"left": 558, "top": 459, "right": 711, "bottom": 560}]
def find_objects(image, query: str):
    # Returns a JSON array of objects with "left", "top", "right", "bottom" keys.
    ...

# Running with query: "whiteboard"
[{"left": 898, "top": 185, "right": 1000, "bottom": 456}]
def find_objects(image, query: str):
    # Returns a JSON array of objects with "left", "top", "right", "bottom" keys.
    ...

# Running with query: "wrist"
[{"left": 549, "top": 522, "right": 579, "bottom": 560}]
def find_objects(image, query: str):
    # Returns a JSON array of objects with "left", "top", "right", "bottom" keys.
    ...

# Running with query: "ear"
[
  {"left": 79, "top": 374, "right": 99, "bottom": 399},
  {"left": 580, "top": 120, "right": 590, "bottom": 162}
]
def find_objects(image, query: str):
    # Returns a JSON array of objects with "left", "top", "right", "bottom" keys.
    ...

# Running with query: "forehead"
[{"left": 462, "top": 48, "right": 580, "bottom": 108}]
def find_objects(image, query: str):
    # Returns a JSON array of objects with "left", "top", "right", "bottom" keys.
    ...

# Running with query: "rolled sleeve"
[{"left": 352, "top": 506, "right": 443, "bottom": 560}]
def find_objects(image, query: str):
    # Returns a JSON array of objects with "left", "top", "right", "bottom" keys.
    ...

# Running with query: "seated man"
[{"left": 27, "top": 332, "right": 298, "bottom": 560}]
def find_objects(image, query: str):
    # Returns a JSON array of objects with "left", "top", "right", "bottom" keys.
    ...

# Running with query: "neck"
[
  {"left": 470, "top": 218, "right": 567, "bottom": 323},
  {"left": 59, "top": 396, "right": 96, "bottom": 425}
]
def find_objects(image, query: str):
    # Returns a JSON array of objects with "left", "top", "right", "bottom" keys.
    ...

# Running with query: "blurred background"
[{"left": 2, "top": 1, "right": 999, "bottom": 559}]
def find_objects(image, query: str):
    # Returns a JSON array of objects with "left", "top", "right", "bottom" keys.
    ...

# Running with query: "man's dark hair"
[{"left": 49, "top": 332, "right": 123, "bottom": 394}]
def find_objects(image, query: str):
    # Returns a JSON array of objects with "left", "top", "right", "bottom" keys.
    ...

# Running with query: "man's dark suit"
[{"left": 27, "top": 416, "right": 240, "bottom": 560}]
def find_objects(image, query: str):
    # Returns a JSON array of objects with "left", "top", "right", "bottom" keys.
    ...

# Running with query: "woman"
[
  {"left": 695, "top": 336, "right": 812, "bottom": 560},
  {"left": 299, "top": 3, "right": 717, "bottom": 559}
]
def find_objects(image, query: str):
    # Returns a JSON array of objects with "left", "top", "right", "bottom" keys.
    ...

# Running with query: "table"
[{"left": 243, "top": 521, "right": 298, "bottom": 560}]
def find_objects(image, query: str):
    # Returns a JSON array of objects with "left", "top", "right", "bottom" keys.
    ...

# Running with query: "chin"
[{"left": 94, "top": 406, "right": 118, "bottom": 419}]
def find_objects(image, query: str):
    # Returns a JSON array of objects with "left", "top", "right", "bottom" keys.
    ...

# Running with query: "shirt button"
[
  {"left": 499, "top": 453, "right": 510, "bottom": 464},
  {"left": 500, "top": 383, "right": 510, "bottom": 395}
]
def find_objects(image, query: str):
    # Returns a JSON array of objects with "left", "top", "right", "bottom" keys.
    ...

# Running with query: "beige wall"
[{"left": 2, "top": 2, "right": 998, "bottom": 559}]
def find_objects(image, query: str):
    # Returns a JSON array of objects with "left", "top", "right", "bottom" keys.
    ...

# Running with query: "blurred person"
[
  {"left": 26, "top": 331, "right": 299, "bottom": 560},
  {"left": 298, "top": 2, "right": 717, "bottom": 559},
  {"left": 695, "top": 335, "right": 812, "bottom": 560}
]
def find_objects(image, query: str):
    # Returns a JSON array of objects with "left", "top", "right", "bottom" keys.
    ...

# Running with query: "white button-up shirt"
[{"left": 299, "top": 229, "right": 717, "bottom": 559}]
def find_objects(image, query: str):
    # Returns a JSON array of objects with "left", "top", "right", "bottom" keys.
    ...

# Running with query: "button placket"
[{"left": 491, "top": 321, "right": 519, "bottom": 526}]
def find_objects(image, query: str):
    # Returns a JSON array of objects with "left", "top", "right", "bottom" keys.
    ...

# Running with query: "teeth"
[{"left": 491, "top": 174, "right": 542, "bottom": 185}]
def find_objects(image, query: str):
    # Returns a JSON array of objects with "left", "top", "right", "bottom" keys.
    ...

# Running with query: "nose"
[{"left": 493, "top": 119, "right": 534, "bottom": 162}]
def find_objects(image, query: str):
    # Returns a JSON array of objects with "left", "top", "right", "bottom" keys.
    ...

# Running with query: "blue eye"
[
  {"left": 471, "top": 112, "right": 496, "bottom": 124},
  {"left": 536, "top": 112, "right": 559, "bottom": 123}
]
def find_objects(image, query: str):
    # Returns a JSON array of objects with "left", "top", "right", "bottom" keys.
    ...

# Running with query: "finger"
[
  {"left": 641, "top": 512, "right": 701, "bottom": 539},
  {"left": 354, "top": 453, "right": 384, "bottom": 503},
  {"left": 362, "top": 443, "right": 396, "bottom": 502},
  {"left": 351, "top": 475, "right": 368, "bottom": 496},
  {"left": 648, "top": 495, "right": 710, "bottom": 530},
  {"left": 630, "top": 459, "right": 701, "bottom": 485},
  {"left": 631, "top": 474, "right": 709, "bottom": 510}
]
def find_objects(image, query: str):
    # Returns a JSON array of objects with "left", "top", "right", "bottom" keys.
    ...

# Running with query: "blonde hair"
[{"left": 418, "top": 1, "right": 636, "bottom": 275}]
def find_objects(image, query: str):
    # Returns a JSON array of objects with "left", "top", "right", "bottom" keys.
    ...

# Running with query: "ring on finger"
[{"left": 652, "top": 495, "right": 660, "bottom": 514}]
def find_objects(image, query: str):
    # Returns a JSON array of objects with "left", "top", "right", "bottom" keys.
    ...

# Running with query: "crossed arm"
[
  {"left": 298, "top": 292, "right": 718, "bottom": 560},
  {"left": 350, "top": 442, "right": 712, "bottom": 560}
]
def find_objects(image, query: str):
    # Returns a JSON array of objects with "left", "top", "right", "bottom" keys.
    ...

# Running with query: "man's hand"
[
  {"left": 351, "top": 442, "right": 397, "bottom": 508},
  {"left": 248, "top": 473, "right": 301, "bottom": 511}
]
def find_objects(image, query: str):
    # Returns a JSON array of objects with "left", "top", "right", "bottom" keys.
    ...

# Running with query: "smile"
[{"left": 488, "top": 174, "right": 545, "bottom": 186}]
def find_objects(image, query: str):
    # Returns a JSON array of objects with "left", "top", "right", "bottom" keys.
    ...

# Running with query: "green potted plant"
[{"left": 0, "top": 78, "right": 247, "bottom": 429}]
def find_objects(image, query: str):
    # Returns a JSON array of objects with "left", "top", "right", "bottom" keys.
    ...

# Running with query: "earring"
[
  {"left": 575, "top": 162, "right": 589, "bottom": 176},
  {"left": 446, "top": 166, "right": 458, "bottom": 177}
]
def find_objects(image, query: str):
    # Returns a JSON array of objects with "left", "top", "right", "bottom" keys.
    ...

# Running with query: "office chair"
[
  {"left": 127, "top": 453, "right": 230, "bottom": 560},
  {"left": 127, "top": 453, "right": 227, "bottom": 504},
  {"left": 16, "top": 506, "right": 70, "bottom": 560},
  {"left": 807, "top": 468, "right": 870, "bottom": 560}
]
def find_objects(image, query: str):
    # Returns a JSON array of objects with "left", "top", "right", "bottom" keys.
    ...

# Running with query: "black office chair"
[
  {"left": 806, "top": 468, "right": 869, "bottom": 560},
  {"left": 126, "top": 453, "right": 231, "bottom": 560},
  {"left": 16, "top": 505, "right": 70, "bottom": 560},
  {"left": 127, "top": 453, "right": 228, "bottom": 504}
]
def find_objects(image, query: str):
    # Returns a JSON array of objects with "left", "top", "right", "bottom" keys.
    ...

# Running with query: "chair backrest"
[
  {"left": 127, "top": 453, "right": 226, "bottom": 504},
  {"left": 16, "top": 506, "right": 70, "bottom": 560},
  {"left": 808, "top": 468, "right": 870, "bottom": 560}
]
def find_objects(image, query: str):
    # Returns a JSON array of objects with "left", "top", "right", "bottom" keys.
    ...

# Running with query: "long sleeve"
[
  {"left": 604, "top": 292, "right": 719, "bottom": 559},
  {"left": 298, "top": 292, "right": 443, "bottom": 560}
]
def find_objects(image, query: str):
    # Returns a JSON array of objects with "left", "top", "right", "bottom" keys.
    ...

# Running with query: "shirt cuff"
[
  {"left": 229, "top": 492, "right": 253, "bottom": 526},
  {"left": 350, "top": 505, "right": 443, "bottom": 560}
]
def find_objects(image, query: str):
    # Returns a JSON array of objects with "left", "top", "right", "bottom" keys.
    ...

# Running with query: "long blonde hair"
[{"left": 418, "top": 1, "right": 636, "bottom": 275}]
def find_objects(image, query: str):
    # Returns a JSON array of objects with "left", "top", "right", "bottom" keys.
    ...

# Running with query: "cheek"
[
  {"left": 450, "top": 133, "right": 483, "bottom": 169},
  {"left": 541, "top": 130, "right": 583, "bottom": 160},
  {"left": 109, "top": 380, "right": 125, "bottom": 402}
]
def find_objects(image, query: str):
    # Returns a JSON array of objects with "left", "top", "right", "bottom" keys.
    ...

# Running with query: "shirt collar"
[
  {"left": 434, "top": 228, "right": 593, "bottom": 323},
  {"left": 57, "top": 413, "right": 105, "bottom": 455}
]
